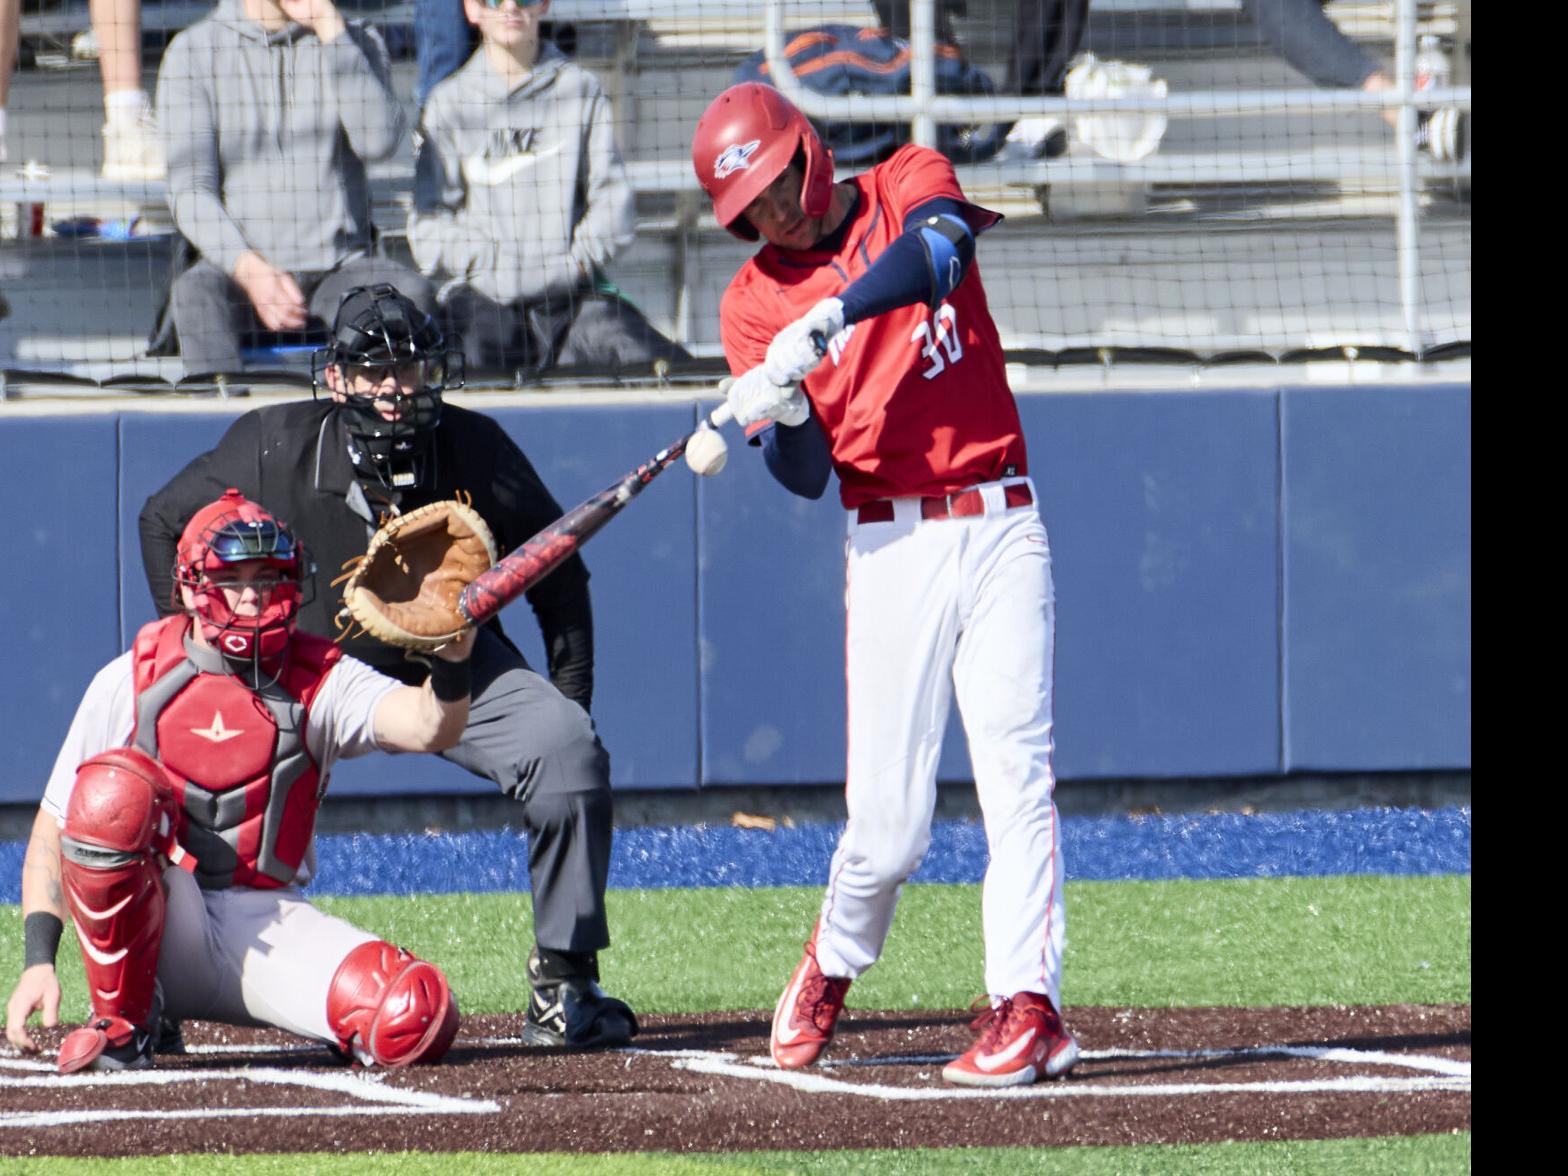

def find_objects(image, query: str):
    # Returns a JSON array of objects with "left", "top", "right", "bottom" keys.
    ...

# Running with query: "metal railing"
[{"left": 761, "top": 0, "right": 1472, "bottom": 355}]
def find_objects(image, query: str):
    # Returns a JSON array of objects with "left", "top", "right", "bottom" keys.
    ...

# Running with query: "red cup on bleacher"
[{"left": 11, "top": 201, "right": 45, "bottom": 238}]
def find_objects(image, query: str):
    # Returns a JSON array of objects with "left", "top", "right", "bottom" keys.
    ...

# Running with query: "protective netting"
[{"left": 0, "top": 0, "right": 1471, "bottom": 386}]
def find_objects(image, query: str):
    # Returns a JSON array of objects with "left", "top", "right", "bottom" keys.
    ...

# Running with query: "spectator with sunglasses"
[
  {"left": 155, "top": 0, "right": 436, "bottom": 376},
  {"left": 409, "top": 0, "right": 689, "bottom": 378}
]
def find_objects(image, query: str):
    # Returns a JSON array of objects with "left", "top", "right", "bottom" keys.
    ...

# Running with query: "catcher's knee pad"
[
  {"left": 327, "top": 940, "right": 460, "bottom": 1068},
  {"left": 60, "top": 749, "right": 177, "bottom": 1027}
]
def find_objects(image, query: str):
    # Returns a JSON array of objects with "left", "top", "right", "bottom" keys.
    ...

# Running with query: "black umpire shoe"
[{"left": 522, "top": 946, "right": 638, "bottom": 1049}]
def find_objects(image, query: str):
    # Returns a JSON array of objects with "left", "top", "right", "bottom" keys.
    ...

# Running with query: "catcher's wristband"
[
  {"left": 23, "top": 911, "right": 63, "bottom": 969},
  {"left": 428, "top": 656, "right": 472, "bottom": 703}
]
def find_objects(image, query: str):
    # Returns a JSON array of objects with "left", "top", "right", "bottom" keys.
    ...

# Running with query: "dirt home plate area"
[{"left": 2, "top": 1005, "right": 1469, "bottom": 1157}]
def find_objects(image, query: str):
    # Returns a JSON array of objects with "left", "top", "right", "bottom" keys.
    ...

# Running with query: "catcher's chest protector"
[{"left": 130, "top": 617, "right": 341, "bottom": 890}]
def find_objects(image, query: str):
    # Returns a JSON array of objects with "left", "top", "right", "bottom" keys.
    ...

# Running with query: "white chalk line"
[
  {"left": 670, "top": 1051, "right": 1470, "bottom": 1100},
  {"left": 1, "top": 1036, "right": 1468, "bottom": 1123},
  {"left": 0, "top": 1056, "right": 498, "bottom": 1127},
  {"left": 0, "top": 1104, "right": 496, "bottom": 1129},
  {"left": 631, "top": 1042, "right": 1470, "bottom": 1101},
  {"left": 801, "top": 1044, "right": 1471, "bottom": 1080}
]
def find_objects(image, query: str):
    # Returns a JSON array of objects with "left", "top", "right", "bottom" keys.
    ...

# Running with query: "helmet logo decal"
[
  {"left": 190, "top": 710, "right": 245, "bottom": 743},
  {"left": 221, "top": 634, "right": 253, "bottom": 656},
  {"left": 713, "top": 139, "right": 762, "bottom": 180}
]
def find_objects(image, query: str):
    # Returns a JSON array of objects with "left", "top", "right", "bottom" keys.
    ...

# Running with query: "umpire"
[{"left": 138, "top": 284, "right": 636, "bottom": 1049}]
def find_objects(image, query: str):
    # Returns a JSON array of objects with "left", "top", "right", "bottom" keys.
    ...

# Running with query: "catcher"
[
  {"left": 5, "top": 491, "right": 469, "bottom": 1071},
  {"left": 137, "top": 284, "right": 637, "bottom": 1049}
]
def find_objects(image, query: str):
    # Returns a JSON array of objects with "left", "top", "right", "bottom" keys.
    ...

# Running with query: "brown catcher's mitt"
[{"left": 338, "top": 499, "right": 498, "bottom": 651}]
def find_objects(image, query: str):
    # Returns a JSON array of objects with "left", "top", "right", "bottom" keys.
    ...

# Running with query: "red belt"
[{"left": 856, "top": 482, "right": 1033, "bottom": 525}]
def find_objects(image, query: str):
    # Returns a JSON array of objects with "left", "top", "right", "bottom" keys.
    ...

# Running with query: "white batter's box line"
[
  {"left": 0, "top": 1062, "right": 499, "bottom": 1127},
  {"left": 747, "top": 1044, "right": 1471, "bottom": 1080},
  {"left": 648, "top": 1044, "right": 1469, "bottom": 1101},
  {"left": 1, "top": 1104, "right": 497, "bottom": 1130},
  {"left": 1086, "top": 1043, "right": 1472, "bottom": 1079}
]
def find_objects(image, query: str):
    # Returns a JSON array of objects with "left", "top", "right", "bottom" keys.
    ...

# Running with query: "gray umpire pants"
[
  {"left": 441, "top": 626, "right": 614, "bottom": 955},
  {"left": 170, "top": 257, "right": 437, "bottom": 377}
]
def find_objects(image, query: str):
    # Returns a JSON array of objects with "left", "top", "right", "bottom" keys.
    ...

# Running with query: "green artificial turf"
[
  {"left": 1, "top": 1134, "right": 1473, "bottom": 1174},
  {"left": 0, "top": 875, "right": 1471, "bottom": 1023},
  {"left": 0, "top": 879, "right": 1469, "bottom": 1172}
]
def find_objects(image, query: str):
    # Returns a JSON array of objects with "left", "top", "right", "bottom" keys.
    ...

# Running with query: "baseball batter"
[
  {"left": 5, "top": 492, "right": 470, "bottom": 1072},
  {"left": 692, "top": 83, "right": 1077, "bottom": 1087}
]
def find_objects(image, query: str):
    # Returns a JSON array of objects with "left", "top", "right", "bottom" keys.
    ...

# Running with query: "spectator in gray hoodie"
[
  {"left": 157, "top": 0, "right": 435, "bottom": 375},
  {"left": 410, "top": 0, "right": 688, "bottom": 378}
]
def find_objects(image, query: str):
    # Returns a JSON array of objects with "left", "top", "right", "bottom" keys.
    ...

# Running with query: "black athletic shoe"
[
  {"left": 522, "top": 947, "right": 638, "bottom": 1049},
  {"left": 98, "top": 1023, "right": 156, "bottom": 1070},
  {"left": 58, "top": 1017, "right": 154, "bottom": 1074}
]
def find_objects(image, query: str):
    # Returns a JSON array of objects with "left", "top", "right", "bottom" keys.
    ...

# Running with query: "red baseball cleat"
[
  {"left": 942, "top": 992, "right": 1079, "bottom": 1087},
  {"left": 770, "top": 924, "right": 852, "bottom": 1070}
]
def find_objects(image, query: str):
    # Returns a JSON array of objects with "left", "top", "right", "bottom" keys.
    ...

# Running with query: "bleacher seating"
[{"left": 1, "top": 1, "right": 1471, "bottom": 387}]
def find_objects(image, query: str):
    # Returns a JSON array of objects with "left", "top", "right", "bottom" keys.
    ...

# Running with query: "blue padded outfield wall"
[{"left": 0, "top": 383, "right": 1470, "bottom": 803}]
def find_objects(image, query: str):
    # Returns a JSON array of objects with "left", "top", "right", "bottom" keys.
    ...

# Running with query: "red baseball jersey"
[{"left": 719, "top": 144, "right": 1027, "bottom": 509}]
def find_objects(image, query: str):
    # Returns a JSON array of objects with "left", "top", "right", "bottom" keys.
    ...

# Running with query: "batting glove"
[
  {"left": 763, "top": 298, "right": 845, "bottom": 387},
  {"left": 726, "top": 367, "right": 811, "bottom": 429}
]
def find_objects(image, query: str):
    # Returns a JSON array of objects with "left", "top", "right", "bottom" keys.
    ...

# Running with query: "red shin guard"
[{"left": 59, "top": 749, "right": 177, "bottom": 1028}]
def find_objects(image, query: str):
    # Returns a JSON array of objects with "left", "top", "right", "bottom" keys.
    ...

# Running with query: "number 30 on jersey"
[{"left": 912, "top": 304, "right": 964, "bottom": 380}]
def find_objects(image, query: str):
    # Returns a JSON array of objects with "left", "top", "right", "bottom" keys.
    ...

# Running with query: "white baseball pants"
[
  {"left": 814, "top": 477, "right": 1066, "bottom": 1006},
  {"left": 158, "top": 867, "right": 378, "bottom": 1044}
]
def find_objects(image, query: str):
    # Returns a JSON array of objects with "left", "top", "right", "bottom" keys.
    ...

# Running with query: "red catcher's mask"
[
  {"left": 691, "top": 82, "right": 835, "bottom": 241},
  {"left": 174, "top": 490, "right": 307, "bottom": 662}
]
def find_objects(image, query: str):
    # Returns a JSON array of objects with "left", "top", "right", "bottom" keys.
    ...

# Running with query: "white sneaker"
[
  {"left": 1004, "top": 116, "right": 1068, "bottom": 160},
  {"left": 71, "top": 28, "right": 101, "bottom": 62},
  {"left": 1416, "top": 108, "right": 1466, "bottom": 163},
  {"left": 102, "top": 115, "right": 164, "bottom": 181}
]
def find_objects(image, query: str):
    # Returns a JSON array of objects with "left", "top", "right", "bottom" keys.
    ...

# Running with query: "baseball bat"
[{"left": 457, "top": 401, "right": 735, "bottom": 626}]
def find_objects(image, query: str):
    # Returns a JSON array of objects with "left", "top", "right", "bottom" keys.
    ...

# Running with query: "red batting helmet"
[
  {"left": 691, "top": 82, "right": 834, "bottom": 241},
  {"left": 174, "top": 489, "right": 309, "bottom": 661}
]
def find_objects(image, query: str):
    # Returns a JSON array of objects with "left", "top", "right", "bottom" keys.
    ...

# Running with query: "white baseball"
[{"left": 684, "top": 427, "right": 729, "bottom": 476}]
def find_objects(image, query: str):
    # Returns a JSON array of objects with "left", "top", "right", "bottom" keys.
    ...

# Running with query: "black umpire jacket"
[{"left": 138, "top": 398, "right": 596, "bottom": 707}]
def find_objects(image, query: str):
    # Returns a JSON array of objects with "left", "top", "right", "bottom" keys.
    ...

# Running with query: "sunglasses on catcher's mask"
[
  {"left": 479, "top": 0, "right": 543, "bottom": 8},
  {"left": 208, "top": 521, "right": 298, "bottom": 564}
]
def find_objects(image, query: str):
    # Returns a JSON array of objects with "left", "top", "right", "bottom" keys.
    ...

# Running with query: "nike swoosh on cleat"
[
  {"left": 772, "top": 971, "right": 811, "bottom": 1045},
  {"left": 973, "top": 1026, "right": 1037, "bottom": 1072}
]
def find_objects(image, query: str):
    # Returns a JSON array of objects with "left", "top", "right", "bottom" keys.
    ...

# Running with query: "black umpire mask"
[{"left": 312, "top": 284, "right": 465, "bottom": 491}]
